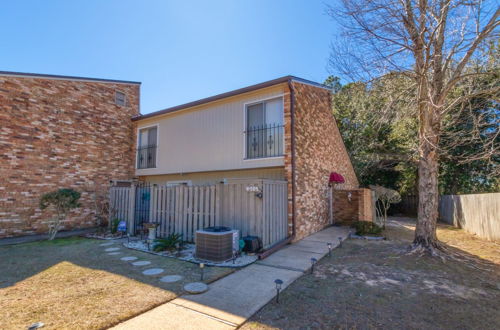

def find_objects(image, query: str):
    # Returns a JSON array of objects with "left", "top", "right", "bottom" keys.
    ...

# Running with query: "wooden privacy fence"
[
  {"left": 439, "top": 192, "right": 500, "bottom": 242},
  {"left": 109, "top": 179, "right": 288, "bottom": 249}
]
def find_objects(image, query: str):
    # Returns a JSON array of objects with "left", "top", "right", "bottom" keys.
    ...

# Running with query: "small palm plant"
[
  {"left": 153, "top": 233, "right": 183, "bottom": 252},
  {"left": 39, "top": 188, "right": 81, "bottom": 240}
]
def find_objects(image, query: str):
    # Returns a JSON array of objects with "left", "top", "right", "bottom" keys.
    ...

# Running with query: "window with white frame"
[
  {"left": 137, "top": 126, "right": 157, "bottom": 169},
  {"left": 245, "top": 97, "right": 284, "bottom": 159}
]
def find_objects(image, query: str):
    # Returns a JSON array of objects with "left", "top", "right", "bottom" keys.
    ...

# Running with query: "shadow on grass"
[
  {"left": 0, "top": 236, "right": 234, "bottom": 329},
  {"left": 241, "top": 217, "right": 500, "bottom": 330}
]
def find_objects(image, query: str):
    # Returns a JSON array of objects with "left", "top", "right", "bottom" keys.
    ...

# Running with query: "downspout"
[
  {"left": 258, "top": 79, "right": 297, "bottom": 260},
  {"left": 288, "top": 79, "right": 296, "bottom": 240}
]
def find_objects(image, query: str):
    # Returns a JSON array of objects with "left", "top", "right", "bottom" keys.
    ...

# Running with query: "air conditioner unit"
[{"left": 195, "top": 226, "right": 239, "bottom": 263}]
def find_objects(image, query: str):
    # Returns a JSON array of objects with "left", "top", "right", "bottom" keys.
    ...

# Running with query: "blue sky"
[{"left": 0, "top": 1, "right": 338, "bottom": 114}]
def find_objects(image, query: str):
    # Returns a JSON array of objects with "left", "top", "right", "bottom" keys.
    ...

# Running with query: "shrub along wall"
[{"left": 0, "top": 74, "right": 139, "bottom": 238}]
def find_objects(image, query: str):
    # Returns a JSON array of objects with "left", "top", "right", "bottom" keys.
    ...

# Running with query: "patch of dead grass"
[
  {"left": 0, "top": 237, "right": 234, "bottom": 329},
  {"left": 242, "top": 218, "right": 500, "bottom": 330},
  {"left": 0, "top": 261, "right": 173, "bottom": 329}
]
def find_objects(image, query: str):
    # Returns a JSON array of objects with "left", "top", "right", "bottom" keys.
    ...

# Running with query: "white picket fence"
[{"left": 109, "top": 179, "right": 288, "bottom": 248}]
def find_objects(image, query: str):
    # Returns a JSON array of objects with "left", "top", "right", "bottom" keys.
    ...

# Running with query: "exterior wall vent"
[{"left": 115, "top": 91, "right": 126, "bottom": 106}]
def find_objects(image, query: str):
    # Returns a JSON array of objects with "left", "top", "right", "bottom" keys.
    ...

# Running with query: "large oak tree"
[{"left": 328, "top": 0, "right": 499, "bottom": 254}]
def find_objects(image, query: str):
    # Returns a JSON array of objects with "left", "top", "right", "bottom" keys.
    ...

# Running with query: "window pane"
[
  {"left": 148, "top": 127, "right": 157, "bottom": 146},
  {"left": 139, "top": 129, "right": 149, "bottom": 147},
  {"left": 247, "top": 103, "right": 264, "bottom": 129},
  {"left": 264, "top": 98, "right": 283, "bottom": 125}
]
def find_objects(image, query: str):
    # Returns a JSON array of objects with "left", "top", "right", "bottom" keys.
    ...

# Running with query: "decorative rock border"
[{"left": 123, "top": 241, "right": 258, "bottom": 268}]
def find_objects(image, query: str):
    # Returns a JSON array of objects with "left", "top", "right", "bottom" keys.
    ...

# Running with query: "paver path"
[{"left": 112, "top": 226, "right": 351, "bottom": 330}]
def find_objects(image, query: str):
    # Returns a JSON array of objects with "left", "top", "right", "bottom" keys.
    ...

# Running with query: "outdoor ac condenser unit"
[{"left": 195, "top": 227, "right": 239, "bottom": 262}]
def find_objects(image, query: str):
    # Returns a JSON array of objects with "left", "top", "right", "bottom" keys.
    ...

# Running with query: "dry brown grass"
[
  {"left": 242, "top": 218, "right": 500, "bottom": 330},
  {"left": 1, "top": 261, "right": 172, "bottom": 329},
  {"left": 387, "top": 217, "right": 500, "bottom": 264},
  {"left": 0, "top": 237, "right": 233, "bottom": 330}
]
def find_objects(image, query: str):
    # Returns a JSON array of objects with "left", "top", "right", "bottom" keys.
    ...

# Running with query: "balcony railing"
[
  {"left": 137, "top": 145, "right": 157, "bottom": 169},
  {"left": 245, "top": 123, "right": 284, "bottom": 159}
]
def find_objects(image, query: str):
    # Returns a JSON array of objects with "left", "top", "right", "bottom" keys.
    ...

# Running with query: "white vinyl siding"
[{"left": 135, "top": 86, "right": 286, "bottom": 176}]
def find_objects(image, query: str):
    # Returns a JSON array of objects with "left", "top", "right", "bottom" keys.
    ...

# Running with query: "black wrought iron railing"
[
  {"left": 245, "top": 123, "right": 284, "bottom": 159},
  {"left": 137, "top": 145, "right": 157, "bottom": 169}
]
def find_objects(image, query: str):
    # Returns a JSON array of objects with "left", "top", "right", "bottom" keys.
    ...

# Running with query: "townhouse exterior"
[
  {"left": 133, "top": 76, "right": 358, "bottom": 240},
  {"left": 1, "top": 72, "right": 358, "bottom": 241}
]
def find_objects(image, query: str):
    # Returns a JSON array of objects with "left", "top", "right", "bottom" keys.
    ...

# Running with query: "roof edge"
[
  {"left": 0, "top": 71, "right": 141, "bottom": 85},
  {"left": 133, "top": 75, "right": 331, "bottom": 121}
]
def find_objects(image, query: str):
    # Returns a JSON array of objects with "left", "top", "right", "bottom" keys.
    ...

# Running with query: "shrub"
[
  {"left": 39, "top": 189, "right": 81, "bottom": 240},
  {"left": 369, "top": 185, "right": 401, "bottom": 229},
  {"left": 153, "top": 233, "right": 183, "bottom": 252},
  {"left": 353, "top": 221, "right": 383, "bottom": 236},
  {"left": 110, "top": 218, "right": 121, "bottom": 234}
]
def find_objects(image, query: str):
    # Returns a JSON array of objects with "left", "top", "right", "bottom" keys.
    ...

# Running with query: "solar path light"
[
  {"left": 200, "top": 263, "right": 205, "bottom": 281},
  {"left": 274, "top": 279, "right": 283, "bottom": 303},
  {"left": 310, "top": 257, "right": 317, "bottom": 274}
]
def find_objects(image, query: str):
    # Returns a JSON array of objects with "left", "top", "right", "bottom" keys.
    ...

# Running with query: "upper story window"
[
  {"left": 115, "top": 91, "right": 127, "bottom": 106},
  {"left": 137, "top": 126, "right": 157, "bottom": 169},
  {"left": 245, "top": 97, "right": 284, "bottom": 159}
]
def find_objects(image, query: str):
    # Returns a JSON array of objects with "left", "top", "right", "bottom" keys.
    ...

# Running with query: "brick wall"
[
  {"left": 333, "top": 189, "right": 374, "bottom": 225},
  {"left": 289, "top": 82, "right": 359, "bottom": 240},
  {"left": 0, "top": 75, "right": 139, "bottom": 237}
]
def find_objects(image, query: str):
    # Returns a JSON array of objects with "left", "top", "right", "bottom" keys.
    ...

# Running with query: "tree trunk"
[{"left": 412, "top": 102, "right": 443, "bottom": 254}]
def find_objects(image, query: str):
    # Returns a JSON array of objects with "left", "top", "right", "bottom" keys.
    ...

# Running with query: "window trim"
[
  {"left": 243, "top": 95, "right": 285, "bottom": 161},
  {"left": 136, "top": 124, "right": 159, "bottom": 169}
]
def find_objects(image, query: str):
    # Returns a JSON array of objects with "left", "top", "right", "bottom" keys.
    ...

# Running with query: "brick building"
[
  {"left": 1, "top": 73, "right": 364, "bottom": 241},
  {"left": 0, "top": 72, "right": 140, "bottom": 237},
  {"left": 132, "top": 76, "right": 359, "bottom": 242}
]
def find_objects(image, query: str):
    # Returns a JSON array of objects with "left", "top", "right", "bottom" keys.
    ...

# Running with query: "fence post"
[
  {"left": 127, "top": 183, "right": 136, "bottom": 235},
  {"left": 215, "top": 183, "right": 221, "bottom": 226}
]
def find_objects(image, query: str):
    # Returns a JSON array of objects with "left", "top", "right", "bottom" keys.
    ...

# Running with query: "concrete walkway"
[{"left": 112, "top": 226, "right": 351, "bottom": 330}]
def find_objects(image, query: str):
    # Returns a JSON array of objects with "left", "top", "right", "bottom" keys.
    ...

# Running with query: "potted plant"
[{"left": 143, "top": 222, "right": 158, "bottom": 241}]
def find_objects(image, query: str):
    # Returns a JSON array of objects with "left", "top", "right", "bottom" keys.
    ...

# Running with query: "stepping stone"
[
  {"left": 120, "top": 256, "right": 138, "bottom": 261},
  {"left": 160, "top": 275, "right": 183, "bottom": 283},
  {"left": 107, "top": 252, "right": 121, "bottom": 255},
  {"left": 99, "top": 242, "right": 114, "bottom": 246},
  {"left": 105, "top": 247, "right": 120, "bottom": 252},
  {"left": 142, "top": 268, "right": 164, "bottom": 276},
  {"left": 184, "top": 282, "right": 208, "bottom": 294},
  {"left": 132, "top": 260, "right": 151, "bottom": 266}
]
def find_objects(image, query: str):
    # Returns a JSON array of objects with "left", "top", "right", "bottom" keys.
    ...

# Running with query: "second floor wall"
[{"left": 135, "top": 84, "right": 287, "bottom": 176}]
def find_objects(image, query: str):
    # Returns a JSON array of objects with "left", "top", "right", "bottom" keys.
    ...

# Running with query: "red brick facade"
[
  {"left": 286, "top": 82, "right": 358, "bottom": 240},
  {"left": 0, "top": 75, "right": 139, "bottom": 237},
  {"left": 333, "top": 189, "right": 375, "bottom": 225}
]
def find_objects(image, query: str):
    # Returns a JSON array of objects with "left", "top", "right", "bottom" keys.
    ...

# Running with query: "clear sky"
[{"left": 0, "top": 1, "right": 338, "bottom": 114}]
